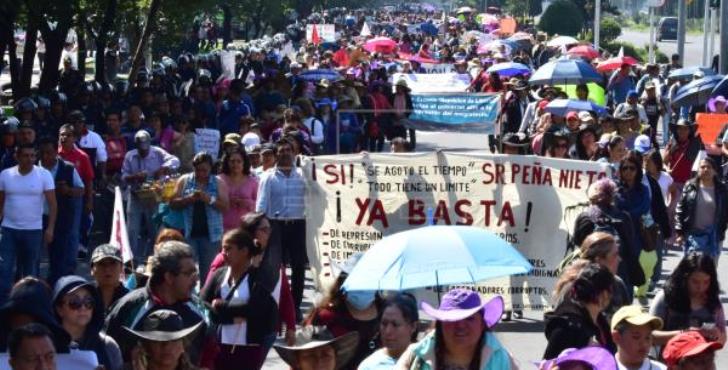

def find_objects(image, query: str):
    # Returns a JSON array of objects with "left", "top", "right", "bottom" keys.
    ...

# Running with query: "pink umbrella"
[
  {"left": 363, "top": 37, "right": 397, "bottom": 53},
  {"left": 596, "top": 55, "right": 639, "bottom": 72},
  {"left": 567, "top": 45, "right": 600, "bottom": 60}
]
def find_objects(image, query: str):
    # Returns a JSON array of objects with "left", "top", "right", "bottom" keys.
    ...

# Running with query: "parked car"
[{"left": 657, "top": 17, "right": 678, "bottom": 41}]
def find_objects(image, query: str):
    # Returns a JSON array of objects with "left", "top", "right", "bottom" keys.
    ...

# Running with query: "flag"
[
  {"left": 361, "top": 22, "right": 371, "bottom": 37},
  {"left": 618, "top": 46, "right": 624, "bottom": 58},
  {"left": 311, "top": 24, "right": 321, "bottom": 45},
  {"left": 110, "top": 186, "right": 133, "bottom": 263}
]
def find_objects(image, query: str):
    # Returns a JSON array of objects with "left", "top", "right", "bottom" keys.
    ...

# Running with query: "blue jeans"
[
  {"left": 188, "top": 236, "right": 218, "bottom": 283},
  {"left": 46, "top": 200, "right": 82, "bottom": 285},
  {"left": 0, "top": 227, "right": 43, "bottom": 303},
  {"left": 127, "top": 196, "right": 158, "bottom": 266}
]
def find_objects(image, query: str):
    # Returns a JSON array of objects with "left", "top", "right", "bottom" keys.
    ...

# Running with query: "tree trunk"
[
  {"left": 128, "top": 0, "right": 162, "bottom": 83},
  {"left": 4, "top": 28, "right": 22, "bottom": 97},
  {"left": 19, "top": 19, "right": 38, "bottom": 98},
  {"left": 222, "top": 5, "right": 232, "bottom": 49},
  {"left": 94, "top": 0, "right": 118, "bottom": 82},
  {"left": 38, "top": 2, "right": 73, "bottom": 93},
  {"left": 77, "top": 26, "right": 87, "bottom": 78}
]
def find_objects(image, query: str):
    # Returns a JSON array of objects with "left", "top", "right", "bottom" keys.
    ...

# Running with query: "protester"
[
  {"left": 37, "top": 137, "right": 84, "bottom": 285},
  {"left": 0, "top": 144, "right": 57, "bottom": 302},
  {"left": 396, "top": 288, "right": 516, "bottom": 369},
  {"left": 123, "top": 309, "right": 203, "bottom": 370},
  {"left": 611, "top": 305, "right": 667, "bottom": 370},
  {"left": 7, "top": 323, "right": 58, "bottom": 370},
  {"left": 358, "top": 293, "right": 419, "bottom": 370},
  {"left": 649, "top": 252, "right": 726, "bottom": 347},
  {"left": 274, "top": 328, "right": 359, "bottom": 370},
  {"left": 89, "top": 244, "right": 129, "bottom": 313},
  {"left": 544, "top": 263, "right": 616, "bottom": 359},
  {"left": 105, "top": 241, "right": 208, "bottom": 364},
  {"left": 122, "top": 130, "right": 180, "bottom": 266},
  {"left": 200, "top": 228, "right": 276, "bottom": 370},
  {"left": 537, "top": 346, "right": 617, "bottom": 370},
  {"left": 663, "top": 119, "right": 704, "bottom": 234},
  {"left": 256, "top": 138, "right": 307, "bottom": 320},
  {"left": 52, "top": 276, "right": 122, "bottom": 370},
  {"left": 662, "top": 331, "right": 722, "bottom": 370},
  {"left": 674, "top": 157, "right": 728, "bottom": 261},
  {"left": 219, "top": 148, "right": 258, "bottom": 231}
]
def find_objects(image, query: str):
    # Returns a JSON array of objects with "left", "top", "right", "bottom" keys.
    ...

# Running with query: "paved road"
[
  {"left": 256, "top": 131, "right": 728, "bottom": 369},
  {"left": 618, "top": 28, "right": 711, "bottom": 68}
]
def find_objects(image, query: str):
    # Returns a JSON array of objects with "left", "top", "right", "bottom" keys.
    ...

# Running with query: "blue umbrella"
[
  {"left": 710, "top": 75, "right": 728, "bottom": 98},
  {"left": 545, "top": 99, "right": 608, "bottom": 117},
  {"left": 341, "top": 226, "right": 533, "bottom": 291},
  {"left": 420, "top": 22, "right": 439, "bottom": 36},
  {"left": 667, "top": 66, "right": 716, "bottom": 81},
  {"left": 297, "top": 69, "right": 342, "bottom": 82},
  {"left": 529, "top": 58, "right": 603, "bottom": 86},
  {"left": 486, "top": 62, "right": 532, "bottom": 77},
  {"left": 672, "top": 74, "right": 724, "bottom": 108}
]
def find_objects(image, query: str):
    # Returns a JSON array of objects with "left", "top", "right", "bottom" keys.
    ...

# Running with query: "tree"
[
  {"left": 37, "top": 0, "right": 74, "bottom": 93},
  {"left": 538, "top": 0, "right": 584, "bottom": 36},
  {"left": 128, "top": 0, "right": 162, "bottom": 82},
  {"left": 529, "top": 0, "right": 543, "bottom": 17}
]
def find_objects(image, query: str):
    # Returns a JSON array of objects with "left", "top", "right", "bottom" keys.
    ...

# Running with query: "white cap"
[
  {"left": 242, "top": 133, "right": 261, "bottom": 152},
  {"left": 634, "top": 134, "right": 651, "bottom": 154}
]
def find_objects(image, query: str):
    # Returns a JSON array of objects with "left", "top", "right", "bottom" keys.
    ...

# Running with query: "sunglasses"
[{"left": 66, "top": 296, "right": 94, "bottom": 310}]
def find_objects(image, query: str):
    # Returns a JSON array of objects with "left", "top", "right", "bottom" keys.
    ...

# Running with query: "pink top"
[{"left": 219, "top": 174, "right": 259, "bottom": 231}]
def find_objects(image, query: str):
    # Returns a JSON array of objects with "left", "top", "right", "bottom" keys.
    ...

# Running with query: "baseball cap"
[
  {"left": 224, "top": 133, "right": 242, "bottom": 146},
  {"left": 662, "top": 331, "right": 723, "bottom": 367},
  {"left": 91, "top": 243, "right": 123, "bottom": 264},
  {"left": 627, "top": 90, "right": 639, "bottom": 99},
  {"left": 134, "top": 130, "right": 151, "bottom": 150},
  {"left": 578, "top": 111, "right": 594, "bottom": 122},
  {"left": 610, "top": 305, "right": 663, "bottom": 331},
  {"left": 566, "top": 111, "right": 579, "bottom": 121},
  {"left": 633, "top": 134, "right": 652, "bottom": 154},
  {"left": 260, "top": 143, "right": 276, "bottom": 154}
]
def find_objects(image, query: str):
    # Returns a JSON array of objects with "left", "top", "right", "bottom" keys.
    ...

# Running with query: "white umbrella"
[
  {"left": 546, "top": 35, "right": 579, "bottom": 48},
  {"left": 456, "top": 6, "right": 475, "bottom": 14}
]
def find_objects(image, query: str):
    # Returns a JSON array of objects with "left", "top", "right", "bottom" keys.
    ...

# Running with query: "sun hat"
[
  {"left": 537, "top": 346, "right": 617, "bottom": 370},
  {"left": 274, "top": 327, "right": 359, "bottom": 370},
  {"left": 123, "top": 309, "right": 203, "bottom": 342},
  {"left": 662, "top": 330, "right": 723, "bottom": 367},
  {"left": 610, "top": 305, "right": 663, "bottom": 331},
  {"left": 633, "top": 134, "right": 652, "bottom": 154},
  {"left": 673, "top": 118, "right": 696, "bottom": 126},
  {"left": 420, "top": 288, "right": 504, "bottom": 328},
  {"left": 707, "top": 95, "right": 727, "bottom": 112}
]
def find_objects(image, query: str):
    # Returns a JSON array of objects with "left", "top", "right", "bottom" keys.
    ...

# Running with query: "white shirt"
[
  {"left": 303, "top": 117, "right": 325, "bottom": 145},
  {"left": 79, "top": 130, "right": 107, "bottom": 164},
  {"left": 0, "top": 166, "right": 55, "bottom": 230},
  {"left": 219, "top": 269, "right": 250, "bottom": 345},
  {"left": 616, "top": 357, "right": 667, "bottom": 370}
]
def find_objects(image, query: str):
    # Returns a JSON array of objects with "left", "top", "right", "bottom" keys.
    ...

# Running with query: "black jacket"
[
  {"left": 645, "top": 175, "right": 672, "bottom": 238},
  {"left": 675, "top": 177, "right": 728, "bottom": 240},
  {"left": 104, "top": 285, "right": 209, "bottom": 364},
  {"left": 200, "top": 266, "right": 278, "bottom": 345},
  {"left": 543, "top": 298, "right": 616, "bottom": 360}
]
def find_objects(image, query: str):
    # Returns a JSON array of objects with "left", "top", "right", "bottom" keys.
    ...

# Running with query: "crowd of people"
[{"left": 0, "top": 3, "right": 726, "bottom": 370}]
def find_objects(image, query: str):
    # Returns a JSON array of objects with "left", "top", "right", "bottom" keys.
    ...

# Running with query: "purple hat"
[
  {"left": 420, "top": 288, "right": 503, "bottom": 328},
  {"left": 708, "top": 95, "right": 727, "bottom": 113},
  {"left": 537, "top": 347, "right": 616, "bottom": 370}
]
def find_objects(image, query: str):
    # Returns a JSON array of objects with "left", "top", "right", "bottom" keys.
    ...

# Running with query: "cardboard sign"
[
  {"left": 695, "top": 113, "right": 728, "bottom": 145},
  {"left": 306, "top": 24, "right": 336, "bottom": 43},
  {"left": 194, "top": 128, "right": 220, "bottom": 159}
]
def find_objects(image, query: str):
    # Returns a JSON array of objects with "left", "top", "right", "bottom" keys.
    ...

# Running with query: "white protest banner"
[
  {"left": 306, "top": 24, "right": 336, "bottom": 43},
  {"left": 220, "top": 50, "right": 236, "bottom": 79},
  {"left": 110, "top": 186, "right": 133, "bottom": 263},
  {"left": 421, "top": 62, "right": 454, "bottom": 74},
  {"left": 303, "top": 153, "right": 610, "bottom": 311},
  {"left": 194, "top": 128, "right": 220, "bottom": 159},
  {"left": 392, "top": 73, "right": 471, "bottom": 93}
]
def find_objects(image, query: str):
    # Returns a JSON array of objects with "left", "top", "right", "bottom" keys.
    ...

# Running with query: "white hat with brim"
[{"left": 274, "top": 328, "right": 359, "bottom": 370}]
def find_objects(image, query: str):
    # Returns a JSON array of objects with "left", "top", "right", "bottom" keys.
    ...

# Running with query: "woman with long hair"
[
  {"left": 649, "top": 252, "right": 726, "bottom": 346},
  {"left": 397, "top": 289, "right": 516, "bottom": 369},
  {"left": 675, "top": 157, "right": 728, "bottom": 261},
  {"left": 544, "top": 264, "right": 616, "bottom": 359},
  {"left": 219, "top": 148, "right": 258, "bottom": 232},
  {"left": 201, "top": 228, "right": 277, "bottom": 370}
]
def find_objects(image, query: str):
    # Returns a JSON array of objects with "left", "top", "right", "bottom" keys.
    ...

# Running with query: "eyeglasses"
[{"left": 66, "top": 296, "right": 94, "bottom": 310}]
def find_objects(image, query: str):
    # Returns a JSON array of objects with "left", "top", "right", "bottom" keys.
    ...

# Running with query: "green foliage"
[
  {"left": 538, "top": 0, "right": 584, "bottom": 36},
  {"left": 603, "top": 41, "right": 668, "bottom": 64},
  {"left": 529, "top": 0, "right": 543, "bottom": 16},
  {"left": 600, "top": 17, "right": 621, "bottom": 44}
]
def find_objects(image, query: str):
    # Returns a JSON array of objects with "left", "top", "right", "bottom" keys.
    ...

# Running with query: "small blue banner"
[{"left": 408, "top": 93, "right": 499, "bottom": 133}]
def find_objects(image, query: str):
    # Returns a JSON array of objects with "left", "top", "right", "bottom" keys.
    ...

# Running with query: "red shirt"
[
  {"left": 668, "top": 141, "right": 692, "bottom": 183},
  {"left": 59, "top": 145, "right": 95, "bottom": 183}
]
